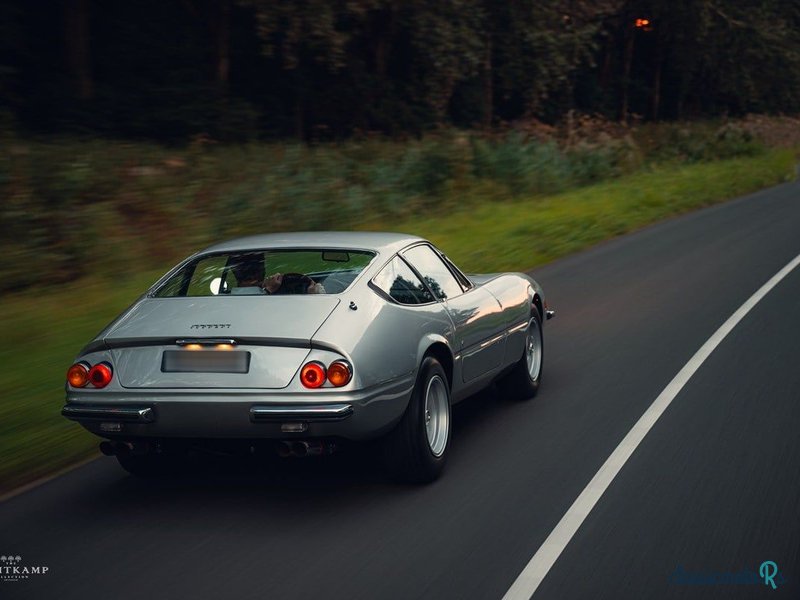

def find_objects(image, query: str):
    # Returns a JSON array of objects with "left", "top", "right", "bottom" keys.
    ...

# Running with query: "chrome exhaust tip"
[
  {"left": 276, "top": 440, "right": 337, "bottom": 458},
  {"left": 99, "top": 440, "right": 147, "bottom": 457},
  {"left": 278, "top": 441, "right": 292, "bottom": 458},
  {"left": 291, "top": 441, "right": 309, "bottom": 457}
]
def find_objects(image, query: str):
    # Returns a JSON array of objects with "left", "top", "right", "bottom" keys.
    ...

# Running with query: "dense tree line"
[{"left": 2, "top": 0, "right": 799, "bottom": 140}]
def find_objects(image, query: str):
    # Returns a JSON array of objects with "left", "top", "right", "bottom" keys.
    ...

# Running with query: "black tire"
[
  {"left": 116, "top": 453, "right": 177, "bottom": 478},
  {"left": 499, "top": 310, "right": 543, "bottom": 401},
  {"left": 382, "top": 356, "right": 451, "bottom": 483}
]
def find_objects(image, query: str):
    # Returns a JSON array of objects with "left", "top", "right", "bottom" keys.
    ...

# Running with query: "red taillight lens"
[
  {"left": 87, "top": 362, "right": 113, "bottom": 388},
  {"left": 67, "top": 362, "right": 90, "bottom": 388},
  {"left": 327, "top": 360, "right": 352, "bottom": 387},
  {"left": 300, "top": 361, "right": 326, "bottom": 389}
]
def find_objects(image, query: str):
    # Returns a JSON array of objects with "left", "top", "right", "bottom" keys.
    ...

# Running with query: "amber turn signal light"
[
  {"left": 87, "top": 362, "right": 114, "bottom": 389},
  {"left": 300, "top": 361, "right": 326, "bottom": 389},
  {"left": 67, "top": 362, "right": 90, "bottom": 388},
  {"left": 327, "top": 360, "right": 352, "bottom": 387}
]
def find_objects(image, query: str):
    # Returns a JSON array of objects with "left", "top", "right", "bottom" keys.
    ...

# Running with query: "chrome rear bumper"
[
  {"left": 62, "top": 405, "right": 155, "bottom": 423},
  {"left": 62, "top": 373, "right": 414, "bottom": 441},
  {"left": 250, "top": 404, "right": 353, "bottom": 422}
]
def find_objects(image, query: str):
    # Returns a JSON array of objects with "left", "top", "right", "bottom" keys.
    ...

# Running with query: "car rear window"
[{"left": 152, "top": 249, "right": 375, "bottom": 297}]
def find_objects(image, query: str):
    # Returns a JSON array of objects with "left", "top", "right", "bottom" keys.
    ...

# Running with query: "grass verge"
[
  {"left": 0, "top": 148, "right": 794, "bottom": 495},
  {"left": 368, "top": 149, "right": 797, "bottom": 272}
]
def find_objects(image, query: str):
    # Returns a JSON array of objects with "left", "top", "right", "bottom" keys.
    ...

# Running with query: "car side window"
[
  {"left": 402, "top": 245, "right": 464, "bottom": 301},
  {"left": 373, "top": 256, "right": 434, "bottom": 305},
  {"left": 441, "top": 254, "right": 472, "bottom": 290},
  {"left": 188, "top": 255, "right": 229, "bottom": 296}
]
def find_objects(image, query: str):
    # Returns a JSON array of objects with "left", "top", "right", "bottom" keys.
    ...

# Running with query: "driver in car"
[
  {"left": 231, "top": 255, "right": 266, "bottom": 295},
  {"left": 264, "top": 273, "right": 326, "bottom": 294}
]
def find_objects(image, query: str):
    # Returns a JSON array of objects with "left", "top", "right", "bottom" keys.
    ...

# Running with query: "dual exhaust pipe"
[
  {"left": 277, "top": 440, "right": 336, "bottom": 458},
  {"left": 100, "top": 439, "right": 335, "bottom": 458},
  {"left": 99, "top": 440, "right": 149, "bottom": 456}
]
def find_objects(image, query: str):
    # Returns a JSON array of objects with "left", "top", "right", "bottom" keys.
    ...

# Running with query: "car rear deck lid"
[{"left": 103, "top": 296, "right": 340, "bottom": 341}]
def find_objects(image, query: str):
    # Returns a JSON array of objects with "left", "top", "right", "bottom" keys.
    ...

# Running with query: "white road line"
[{"left": 502, "top": 252, "right": 800, "bottom": 600}]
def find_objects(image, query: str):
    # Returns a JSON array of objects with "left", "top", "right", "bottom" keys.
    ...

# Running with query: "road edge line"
[{"left": 502, "top": 252, "right": 800, "bottom": 600}]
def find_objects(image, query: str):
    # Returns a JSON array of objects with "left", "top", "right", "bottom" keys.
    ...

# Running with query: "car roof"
[{"left": 203, "top": 231, "right": 427, "bottom": 255}]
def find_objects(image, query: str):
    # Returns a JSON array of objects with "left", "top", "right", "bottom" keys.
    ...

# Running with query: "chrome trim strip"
[
  {"left": 61, "top": 405, "right": 155, "bottom": 423},
  {"left": 508, "top": 321, "right": 529, "bottom": 334},
  {"left": 175, "top": 338, "right": 238, "bottom": 346},
  {"left": 89, "top": 336, "right": 311, "bottom": 353},
  {"left": 250, "top": 404, "right": 353, "bottom": 422},
  {"left": 480, "top": 333, "right": 506, "bottom": 349}
]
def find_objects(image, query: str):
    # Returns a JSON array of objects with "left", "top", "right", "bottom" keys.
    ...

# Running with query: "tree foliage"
[{"left": 2, "top": 0, "right": 799, "bottom": 139}]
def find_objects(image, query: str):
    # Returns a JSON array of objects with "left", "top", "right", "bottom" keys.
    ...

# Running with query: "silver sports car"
[{"left": 62, "top": 232, "right": 553, "bottom": 482}]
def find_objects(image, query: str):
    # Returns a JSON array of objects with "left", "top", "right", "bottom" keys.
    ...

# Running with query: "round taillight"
[
  {"left": 300, "top": 361, "right": 326, "bottom": 389},
  {"left": 327, "top": 360, "right": 352, "bottom": 387},
  {"left": 87, "top": 362, "right": 113, "bottom": 389},
  {"left": 67, "top": 362, "right": 90, "bottom": 388}
]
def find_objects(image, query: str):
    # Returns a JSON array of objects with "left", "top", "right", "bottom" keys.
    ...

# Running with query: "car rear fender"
[
  {"left": 418, "top": 336, "right": 454, "bottom": 389},
  {"left": 314, "top": 294, "right": 453, "bottom": 391}
]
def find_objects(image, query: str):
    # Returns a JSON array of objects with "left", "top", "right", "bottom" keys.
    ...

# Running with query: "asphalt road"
[{"left": 2, "top": 182, "right": 800, "bottom": 600}]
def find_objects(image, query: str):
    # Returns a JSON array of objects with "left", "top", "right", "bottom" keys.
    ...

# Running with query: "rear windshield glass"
[{"left": 152, "top": 249, "right": 375, "bottom": 297}]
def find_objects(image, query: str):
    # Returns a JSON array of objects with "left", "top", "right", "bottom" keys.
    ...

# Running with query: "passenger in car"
[
  {"left": 231, "top": 255, "right": 267, "bottom": 295},
  {"left": 264, "top": 272, "right": 326, "bottom": 295},
  {"left": 263, "top": 272, "right": 283, "bottom": 294},
  {"left": 231, "top": 253, "right": 325, "bottom": 295}
]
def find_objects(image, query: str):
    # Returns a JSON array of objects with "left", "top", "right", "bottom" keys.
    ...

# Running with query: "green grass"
[
  {"left": 0, "top": 271, "right": 163, "bottom": 493},
  {"left": 0, "top": 148, "right": 794, "bottom": 494},
  {"left": 369, "top": 149, "right": 796, "bottom": 272}
]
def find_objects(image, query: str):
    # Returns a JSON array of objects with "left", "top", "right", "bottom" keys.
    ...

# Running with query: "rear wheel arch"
[
  {"left": 424, "top": 341, "right": 453, "bottom": 389},
  {"left": 382, "top": 354, "right": 451, "bottom": 482}
]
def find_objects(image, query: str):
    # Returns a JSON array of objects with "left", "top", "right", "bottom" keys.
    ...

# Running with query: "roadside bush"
[
  {"left": 0, "top": 117, "right": 778, "bottom": 295},
  {"left": 710, "top": 124, "right": 763, "bottom": 159},
  {"left": 470, "top": 132, "right": 641, "bottom": 195},
  {"left": 635, "top": 121, "right": 764, "bottom": 163},
  {"left": 472, "top": 135, "right": 570, "bottom": 195},
  {"left": 400, "top": 140, "right": 456, "bottom": 197}
]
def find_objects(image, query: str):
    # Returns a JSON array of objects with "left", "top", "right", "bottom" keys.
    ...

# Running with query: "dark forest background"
[{"left": 3, "top": 0, "right": 800, "bottom": 141}]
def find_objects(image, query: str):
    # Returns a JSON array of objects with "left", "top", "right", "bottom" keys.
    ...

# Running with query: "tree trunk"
[
  {"left": 483, "top": 36, "right": 493, "bottom": 130},
  {"left": 213, "top": 0, "right": 230, "bottom": 87},
  {"left": 620, "top": 26, "right": 635, "bottom": 122},
  {"left": 366, "top": 7, "right": 394, "bottom": 130},
  {"left": 651, "top": 50, "right": 662, "bottom": 120},
  {"left": 598, "top": 36, "right": 612, "bottom": 91},
  {"left": 294, "top": 70, "right": 305, "bottom": 139},
  {"left": 64, "top": 0, "right": 93, "bottom": 100}
]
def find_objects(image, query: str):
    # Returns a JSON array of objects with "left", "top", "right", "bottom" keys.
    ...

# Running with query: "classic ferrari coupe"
[{"left": 62, "top": 232, "right": 553, "bottom": 482}]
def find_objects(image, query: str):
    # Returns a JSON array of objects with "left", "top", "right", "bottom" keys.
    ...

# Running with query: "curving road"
[{"left": 2, "top": 182, "right": 800, "bottom": 599}]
